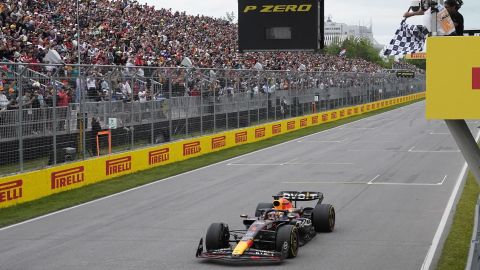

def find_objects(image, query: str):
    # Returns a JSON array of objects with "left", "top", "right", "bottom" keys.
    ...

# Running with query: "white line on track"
[
  {"left": 408, "top": 145, "right": 460, "bottom": 153},
  {"left": 0, "top": 103, "right": 420, "bottom": 232},
  {"left": 429, "top": 132, "right": 451, "bottom": 135},
  {"left": 297, "top": 139, "right": 347, "bottom": 143},
  {"left": 421, "top": 130, "right": 480, "bottom": 270},
  {"left": 367, "top": 175, "right": 381, "bottom": 184},
  {"left": 284, "top": 175, "right": 448, "bottom": 186}
]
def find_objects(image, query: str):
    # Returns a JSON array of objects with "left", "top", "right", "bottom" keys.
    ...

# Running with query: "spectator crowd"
[
  {"left": 0, "top": 0, "right": 422, "bottom": 113},
  {"left": 1, "top": 0, "right": 385, "bottom": 72}
]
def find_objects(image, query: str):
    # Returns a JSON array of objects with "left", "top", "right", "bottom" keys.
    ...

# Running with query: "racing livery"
[{"left": 196, "top": 191, "right": 335, "bottom": 262}]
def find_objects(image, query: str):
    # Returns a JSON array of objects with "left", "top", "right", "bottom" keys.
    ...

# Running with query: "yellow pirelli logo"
[{"left": 243, "top": 4, "right": 312, "bottom": 13}]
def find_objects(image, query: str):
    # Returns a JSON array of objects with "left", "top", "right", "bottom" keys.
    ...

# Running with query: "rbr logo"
[
  {"left": 106, "top": 156, "right": 132, "bottom": 176},
  {"left": 51, "top": 167, "right": 85, "bottom": 190},
  {"left": 149, "top": 148, "right": 170, "bottom": 165},
  {"left": 212, "top": 136, "right": 226, "bottom": 150},
  {"left": 0, "top": 180, "right": 22, "bottom": 203},
  {"left": 473, "top": 68, "right": 480, "bottom": 90}
]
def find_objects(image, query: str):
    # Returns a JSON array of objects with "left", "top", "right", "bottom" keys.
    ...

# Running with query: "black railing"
[{"left": 464, "top": 30, "right": 480, "bottom": 36}]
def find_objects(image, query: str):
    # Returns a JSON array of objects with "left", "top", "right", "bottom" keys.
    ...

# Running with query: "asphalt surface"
[{"left": 1, "top": 101, "right": 478, "bottom": 270}]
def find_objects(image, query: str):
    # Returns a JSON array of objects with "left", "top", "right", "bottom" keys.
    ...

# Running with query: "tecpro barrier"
[{"left": 0, "top": 92, "right": 424, "bottom": 208}]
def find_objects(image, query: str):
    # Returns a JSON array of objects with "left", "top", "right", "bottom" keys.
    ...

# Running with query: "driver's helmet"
[{"left": 273, "top": 198, "right": 293, "bottom": 211}]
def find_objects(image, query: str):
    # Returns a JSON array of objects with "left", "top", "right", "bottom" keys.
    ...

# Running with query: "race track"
[{"left": 1, "top": 101, "right": 479, "bottom": 270}]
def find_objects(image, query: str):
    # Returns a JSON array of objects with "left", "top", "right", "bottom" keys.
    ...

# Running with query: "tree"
[
  {"left": 324, "top": 37, "right": 392, "bottom": 69},
  {"left": 224, "top": 11, "right": 236, "bottom": 23}
]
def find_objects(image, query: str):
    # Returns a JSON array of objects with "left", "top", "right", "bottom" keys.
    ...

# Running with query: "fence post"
[
  {"left": 18, "top": 69, "right": 25, "bottom": 172},
  {"left": 168, "top": 76, "right": 173, "bottom": 142}
]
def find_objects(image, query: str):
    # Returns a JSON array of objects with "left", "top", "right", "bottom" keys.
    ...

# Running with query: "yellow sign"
[
  {"left": 405, "top": 53, "right": 427, "bottom": 60},
  {"left": 0, "top": 93, "right": 424, "bottom": 208},
  {"left": 426, "top": 36, "right": 480, "bottom": 119}
]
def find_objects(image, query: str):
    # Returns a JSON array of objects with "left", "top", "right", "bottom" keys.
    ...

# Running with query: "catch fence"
[{"left": 0, "top": 63, "right": 425, "bottom": 175}]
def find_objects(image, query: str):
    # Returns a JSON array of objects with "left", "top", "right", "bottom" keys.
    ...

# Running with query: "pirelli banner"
[
  {"left": 0, "top": 93, "right": 424, "bottom": 208},
  {"left": 238, "top": 0, "right": 323, "bottom": 52}
]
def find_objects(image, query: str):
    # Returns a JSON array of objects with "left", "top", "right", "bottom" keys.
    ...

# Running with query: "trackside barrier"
[
  {"left": 466, "top": 196, "right": 480, "bottom": 270},
  {"left": 0, "top": 93, "right": 424, "bottom": 208}
]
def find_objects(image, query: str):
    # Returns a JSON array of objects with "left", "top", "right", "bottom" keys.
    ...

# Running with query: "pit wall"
[{"left": 0, "top": 93, "right": 425, "bottom": 208}]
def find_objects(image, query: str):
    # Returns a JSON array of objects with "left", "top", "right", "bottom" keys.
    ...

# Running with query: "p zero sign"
[{"left": 238, "top": 0, "right": 323, "bottom": 52}]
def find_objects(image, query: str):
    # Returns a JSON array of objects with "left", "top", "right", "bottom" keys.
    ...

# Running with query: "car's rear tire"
[
  {"left": 255, "top": 202, "right": 273, "bottom": 217},
  {"left": 276, "top": 225, "right": 299, "bottom": 258},
  {"left": 312, "top": 204, "right": 335, "bottom": 232},
  {"left": 205, "top": 223, "right": 230, "bottom": 250}
]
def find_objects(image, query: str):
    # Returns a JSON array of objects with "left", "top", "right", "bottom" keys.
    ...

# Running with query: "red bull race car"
[{"left": 196, "top": 191, "right": 335, "bottom": 262}]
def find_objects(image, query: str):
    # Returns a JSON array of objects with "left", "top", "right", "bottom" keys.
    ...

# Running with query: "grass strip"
[
  {"left": 0, "top": 100, "right": 421, "bottom": 228},
  {"left": 436, "top": 173, "right": 480, "bottom": 270}
]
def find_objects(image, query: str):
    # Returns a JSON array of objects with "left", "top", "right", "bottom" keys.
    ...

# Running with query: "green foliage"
[
  {"left": 324, "top": 37, "right": 392, "bottom": 69},
  {"left": 405, "top": 59, "right": 426, "bottom": 70}
]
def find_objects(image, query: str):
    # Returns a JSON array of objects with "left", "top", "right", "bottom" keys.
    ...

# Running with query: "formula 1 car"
[{"left": 196, "top": 191, "right": 335, "bottom": 262}]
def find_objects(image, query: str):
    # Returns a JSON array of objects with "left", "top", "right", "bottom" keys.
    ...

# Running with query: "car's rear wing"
[{"left": 273, "top": 191, "right": 324, "bottom": 203}]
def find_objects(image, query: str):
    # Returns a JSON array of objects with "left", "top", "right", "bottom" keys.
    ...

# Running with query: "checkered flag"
[{"left": 381, "top": 20, "right": 430, "bottom": 56}]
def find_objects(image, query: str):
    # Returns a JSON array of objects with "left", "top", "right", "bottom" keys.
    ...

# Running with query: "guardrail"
[{"left": 466, "top": 196, "right": 480, "bottom": 270}]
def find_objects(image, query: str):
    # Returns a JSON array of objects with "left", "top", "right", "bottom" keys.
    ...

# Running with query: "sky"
[{"left": 139, "top": 0, "right": 480, "bottom": 46}]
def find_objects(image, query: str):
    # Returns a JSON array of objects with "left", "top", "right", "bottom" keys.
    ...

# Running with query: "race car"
[{"left": 195, "top": 191, "right": 335, "bottom": 262}]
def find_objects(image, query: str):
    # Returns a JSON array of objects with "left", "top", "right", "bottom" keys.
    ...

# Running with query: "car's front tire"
[
  {"left": 276, "top": 224, "right": 299, "bottom": 258},
  {"left": 205, "top": 223, "right": 230, "bottom": 250}
]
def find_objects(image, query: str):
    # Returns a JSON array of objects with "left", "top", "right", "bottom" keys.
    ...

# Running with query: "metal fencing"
[{"left": 0, "top": 62, "right": 425, "bottom": 175}]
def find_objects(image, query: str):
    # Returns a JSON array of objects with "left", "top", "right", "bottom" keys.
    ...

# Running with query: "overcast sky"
[{"left": 139, "top": 0, "right": 480, "bottom": 45}]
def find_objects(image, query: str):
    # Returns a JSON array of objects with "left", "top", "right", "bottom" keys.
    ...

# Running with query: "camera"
[{"left": 410, "top": 0, "right": 437, "bottom": 12}]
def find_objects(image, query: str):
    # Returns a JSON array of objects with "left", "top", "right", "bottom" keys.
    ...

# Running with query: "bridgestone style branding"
[
  {"left": 300, "top": 118, "right": 308, "bottom": 127},
  {"left": 149, "top": 148, "right": 170, "bottom": 165},
  {"left": 255, "top": 128, "right": 266, "bottom": 138},
  {"left": 272, "top": 124, "right": 282, "bottom": 135},
  {"left": 312, "top": 116, "right": 319, "bottom": 124},
  {"left": 183, "top": 142, "right": 201, "bottom": 156},
  {"left": 212, "top": 136, "right": 226, "bottom": 150},
  {"left": 51, "top": 167, "right": 84, "bottom": 190},
  {"left": 0, "top": 180, "right": 22, "bottom": 203},
  {"left": 235, "top": 132, "right": 248, "bottom": 144},
  {"left": 287, "top": 121, "right": 296, "bottom": 130},
  {"left": 106, "top": 156, "right": 132, "bottom": 176}
]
